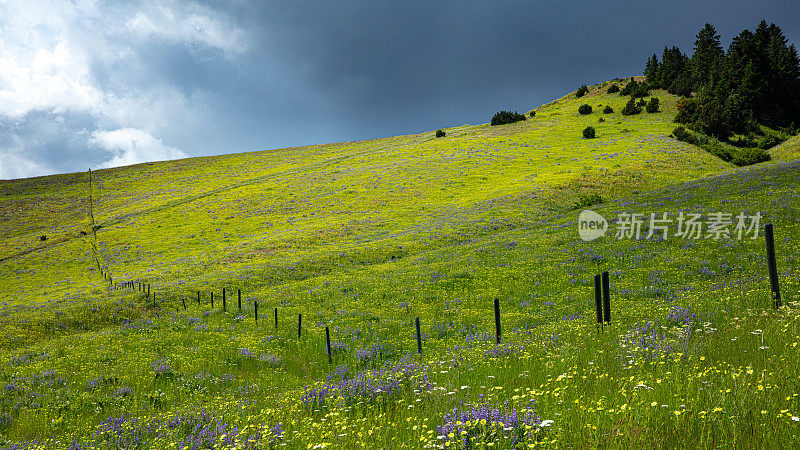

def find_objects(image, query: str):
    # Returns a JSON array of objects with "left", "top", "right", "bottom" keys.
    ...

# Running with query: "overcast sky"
[{"left": 1, "top": 1, "right": 798, "bottom": 179}]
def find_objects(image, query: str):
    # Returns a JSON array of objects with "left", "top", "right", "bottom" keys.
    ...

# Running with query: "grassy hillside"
[
  {"left": 1, "top": 81, "right": 799, "bottom": 448},
  {"left": 771, "top": 134, "right": 800, "bottom": 161}
]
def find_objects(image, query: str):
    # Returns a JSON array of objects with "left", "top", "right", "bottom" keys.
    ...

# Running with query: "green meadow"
[{"left": 1, "top": 80, "right": 800, "bottom": 448}]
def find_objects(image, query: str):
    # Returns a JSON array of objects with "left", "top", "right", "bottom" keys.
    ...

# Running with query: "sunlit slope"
[
  {"left": 0, "top": 149, "right": 798, "bottom": 447},
  {"left": 771, "top": 134, "right": 800, "bottom": 161},
  {"left": 1, "top": 81, "right": 732, "bottom": 311}
]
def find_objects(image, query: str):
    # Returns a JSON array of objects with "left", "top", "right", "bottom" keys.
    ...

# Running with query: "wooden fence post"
[
  {"left": 765, "top": 223, "right": 782, "bottom": 309},
  {"left": 325, "top": 326, "right": 332, "bottom": 363},
  {"left": 415, "top": 317, "right": 422, "bottom": 354},
  {"left": 602, "top": 271, "right": 611, "bottom": 323},
  {"left": 494, "top": 298, "right": 501, "bottom": 344}
]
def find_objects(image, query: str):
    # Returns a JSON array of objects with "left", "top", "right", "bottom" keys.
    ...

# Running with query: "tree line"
[{"left": 644, "top": 21, "right": 799, "bottom": 147}]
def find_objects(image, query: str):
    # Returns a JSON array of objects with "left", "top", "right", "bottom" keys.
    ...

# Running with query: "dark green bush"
[
  {"left": 578, "top": 104, "right": 593, "bottom": 115},
  {"left": 674, "top": 98, "right": 698, "bottom": 123},
  {"left": 490, "top": 111, "right": 526, "bottom": 126},
  {"left": 671, "top": 126, "right": 697, "bottom": 144},
  {"left": 646, "top": 97, "right": 660, "bottom": 113},
  {"left": 598, "top": 117, "right": 605, "bottom": 123},
  {"left": 603, "top": 105, "right": 613, "bottom": 114},
  {"left": 730, "top": 135, "right": 757, "bottom": 148},
  {"left": 529, "top": 111, "right": 536, "bottom": 118},
  {"left": 732, "top": 148, "right": 771, "bottom": 166},
  {"left": 621, "top": 97, "right": 642, "bottom": 116},
  {"left": 607, "top": 84, "right": 619, "bottom": 94},
  {"left": 435, "top": 129, "right": 446, "bottom": 138},
  {"left": 576, "top": 85, "right": 589, "bottom": 98},
  {"left": 757, "top": 130, "right": 787, "bottom": 149},
  {"left": 637, "top": 98, "right": 647, "bottom": 108},
  {"left": 574, "top": 193, "right": 603, "bottom": 209},
  {"left": 694, "top": 100, "right": 731, "bottom": 140},
  {"left": 583, "top": 126, "right": 596, "bottom": 139}
]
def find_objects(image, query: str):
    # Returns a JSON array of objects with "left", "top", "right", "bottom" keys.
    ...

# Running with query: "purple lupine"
[
  {"left": 302, "top": 358, "right": 425, "bottom": 407},
  {"left": 113, "top": 386, "right": 132, "bottom": 397},
  {"left": 270, "top": 422, "right": 284, "bottom": 443},
  {"left": 666, "top": 305, "right": 697, "bottom": 326},
  {"left": 151, "top": 358, "right": 173, "bottom": 378},
  {"left": 437, "top": 400, "right": 544, "bottom": 447}
]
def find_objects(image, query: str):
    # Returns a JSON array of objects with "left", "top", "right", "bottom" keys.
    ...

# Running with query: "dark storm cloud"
[{"left": 203, "top": 0, "right": 800, "bottom": 151}]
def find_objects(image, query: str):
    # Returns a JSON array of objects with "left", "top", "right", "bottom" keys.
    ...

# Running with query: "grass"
[{"left": 1, "top": 80, "right": 799, "bottom": 448}]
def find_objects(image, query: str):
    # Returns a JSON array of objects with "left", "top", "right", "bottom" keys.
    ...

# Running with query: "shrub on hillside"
[
  {"left": 674, "top": 98, "right": 699, "bottom": 123},
  {"left": 671, "top": 126, "right": 697, "bottom": 144},
  {"left": 576, "top": 85, "right": 589, "bottom": 98},
  {"left": 603, "top": 105, "right": 614, "bottom": 114},
  {"left": 732, "top": 147, "right": 771, "bottom": 166},
  {"left": 583, "top": 126, "right": 596, "bottom": 139},
  {"left": 529, "top": 111, "right": 536, "bottom": 118},
  {"left": 693, "top": 100, "right": 731, "bottom": 140},
  {"left": 435, "top": 129, "right": 446, "bottom": 138},
  {"left": 646, "top": 97, "right": 660, "bottom": 113},
  {"left": 491, "top": 111, "right": 526, "bottom": 126},
  {"left": 730, "top": 135, "right": 757, "bottom": 148},
  {"left": 574, "top": 193, "right": 603, "bottom": 209},
  {"left": 607, "top": 84, "right": 619, "bottom": 94},
  {"left": 757, "top": 130, "right": 787, "bottom": 149},
  {"left": 620, "top": 79, "right": 649, "bottom": 97},
  {"left": 633, "top": 83, "right": 650, "bottom": 98},
  {"left": 578, "top": 104, "right": 593, "bottom": 115},
  {"left": 621, "top": 97, "right": 642, "bottom": 115}
]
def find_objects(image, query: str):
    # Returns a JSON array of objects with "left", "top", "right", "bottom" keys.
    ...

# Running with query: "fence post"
[
  {"left": 415, "top": 317, "right": 422, "bottom": 354},
  {"left": 182, "top": 297, "right": 187, "bottom": 311},
  {"left": 255, "top": 301, "right": 258, "bottom": 323},
  {"left": 222, "top": 288, "right": 226, "bottom": 312},
  {"left": 197, "top": 291, "right": 200, "bottom": 305},
  {"left": 494, "top": 298, "right": 501, "bottom": 344},
  {"left": 765, "top": 223, "right": 782, "bottom": 309},
  {"left": 602, "top": 271, "right": 611, "bottom": 323},
  {"left": 325, "top": 326, "right": 332, "bottom": 363},
  {"left": 298, "top": 313, "right": 302, "bottom": 339},
  {"left": 238, "top": 289, "right": 242, "bottom": 312},
  {"left": 275, "top": 308, "right": 278, "bottom": 329},
  {"left": 211, "top": 292, "right": 214, "bottom": 308}
]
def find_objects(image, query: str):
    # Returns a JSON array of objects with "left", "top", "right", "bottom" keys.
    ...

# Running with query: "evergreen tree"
[
  {"left": 621, "top": 97, "right": 642, "bottom": 116},
  {"left": 691, "top": 23, "right": 724, "bottom": 89},
  {"left": 644, "top": 54, "right": 660, "bottom": 87},
  {"left": 657, "top": 46, "right": 689, "bottom": 89}
]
